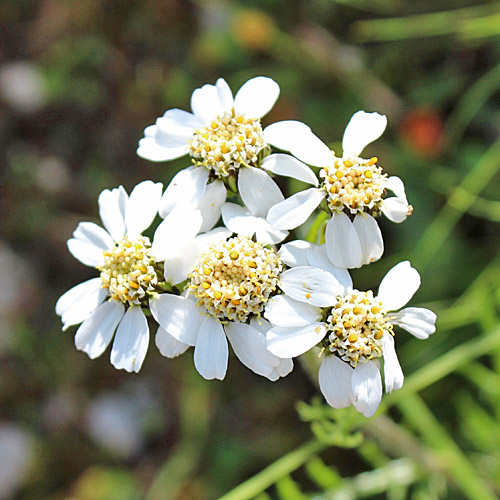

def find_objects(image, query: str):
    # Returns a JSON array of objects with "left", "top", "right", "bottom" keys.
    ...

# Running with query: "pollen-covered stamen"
[
  {"left": 320, "top": 156, "right": 387, "bottom": 216},
  {"left": 98, "top": 235, "right": 158, "bottom": 305},
  {"left": 189, "top": 108, "right": 266, "bottom": 178},
  {"left": 325, "top": 290, "right": 393, "bottom": 367},
  {"left": 189, "top": 236, "right": 282, "bottom": 322}
]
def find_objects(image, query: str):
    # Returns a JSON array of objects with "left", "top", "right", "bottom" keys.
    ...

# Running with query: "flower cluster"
[{"left": 56, "top": 76, "right": 436, "bottom": 417}]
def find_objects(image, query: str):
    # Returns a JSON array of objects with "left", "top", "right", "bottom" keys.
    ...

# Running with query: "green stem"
[
  {"left": 352, "top": 2, "right": 500, "bottom": 42},
  {"left": 325, "top": 458, "right": 421, "bottom": 499},
  {"left": 145, "top": 372, "right": 213, "bottom": 500},
  {"left": 398, "top": 395, "right": 497, "bottom": 500},
  {"left": 384, "top": 323, "right": 500, "bottom": 409},
  {"left": 445, "top": 62, "right": 500, "bottom": 151},
  {"left": 410, "top": 138, "right": 500, "bottom": 272},
  {"left": 218, "top": 439, "right": 327, "bottom": 500},
  {"left": 306, "top": 211, "right": 328, "bottom": 244}
]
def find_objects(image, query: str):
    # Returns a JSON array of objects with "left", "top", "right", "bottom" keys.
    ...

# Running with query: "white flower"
[
  {"left": 137, "top": 76, "right": 315, "bottom": 226},
  {"left": 264, "top": 111, "right": 412, "bottom": 268},
  {"left": 264, "top": 259, "right": 436, "bottom": 417},
  {"left": 55, "top": 180, "right": 206, "bottom": 373},
  {"left": 150, "top": 233, "right": 293, "bottom": 381}
]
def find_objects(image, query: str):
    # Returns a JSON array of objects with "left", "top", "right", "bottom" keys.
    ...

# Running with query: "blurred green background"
[{"left": 2, "top": 0, "right": 500, "bottom": 499}]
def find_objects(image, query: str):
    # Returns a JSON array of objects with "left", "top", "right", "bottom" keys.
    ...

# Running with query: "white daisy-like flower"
[
  {"left": 264, "top": 111, "right": 412, "bottom": 269},
  {"left": 55, "top": 181, "right": 207, "bottom": 373},
  {"left": 264, "top": 258, "right": 436, "bottom": 417},
  {"left": 137, "top": 76, "right": 317, "bottom": 225},
  {"left": 150, "top": 232, "right": 293, "bottom": 381}
]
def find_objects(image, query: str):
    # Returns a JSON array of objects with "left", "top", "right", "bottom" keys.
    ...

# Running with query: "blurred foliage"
[{"left": 2, "top": 0, "right": 500, "bottom": 499}]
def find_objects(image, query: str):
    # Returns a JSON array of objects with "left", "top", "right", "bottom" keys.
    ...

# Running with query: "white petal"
[
  {"left": 70, "top": 224, "right": 110, "bottom": 270},
  {"left": 392, "top": 307, "right": 437, "bottom": 339},
  {"left": 110, "top": 306, "right": 149, "bottom": 373},
  {"left": 125, "top": 181, "right": 163, "bottom": 238},
  {"left": 289, "top": 130, "right": 334, "bottom": 168},
  {"left": 73, "top": 222, "right": 113, "bottom": 251},
  {"left": 148, "top": 123, "right": 192, "bottom": 148},
  {"left": 226, "top": 322, "right": 278, "bottom": 378},
  {"left": 233, "top": 76, "right": 279, "bottom": 118},
  {"left": 156, "top": 108, "right": 203, "bottom": 133},
  {"left": 278, "top": 240, "right": 315, "bottom": 267},
  {"left": 353, "top": 213, "right": 384, "bottom": 266},
  {"left": 67, "top": 234, "right": 107, "bottom": 268},
  {"left": 264, "top": 120, "right": 313, "bottom": 152},
  {"left": 194, "top": 227, "right": 232, "bottom": 252},
  {"left": 152, "top": 206, "right": 202, "bottom": 260},
  {"left": 261, "top": 154, "right": 318, "bottom": 186},
  {"left": 163, "top": 244, "right": 200, "bottom": 285},
  {"left": 194, "top": 317, "right": 228, "bottom": 380},
  {"left": 98, "top": 186, "right": 128, "bottom": 241},
  {"left": 74, "top": 301, "right": 124, "bottom": 359},
  {"left": 306, "top": 245, "right": 352, "bottom": 291},
  {"left": 159, "top": 166, "right": 209, "bottom": 217},
  {"left": 264, "top": 295, "right": 321, "bottom": 328},
  {"left": 149, "top": 295, "right": 202, "bottom": 345},
  {"left": 352, "top": 361, "right": 382, "bottom": 418},
  {"left": 325, "top": 212, "right": 363, "bottom": 269},
  {"left": 319, "top": 356, "right": 354, "bottom": 409},
  {"left": 266, "top": 188, "right": 325, "bottom": 230},
  {"left": 254, "top": 222, "right": 289, "bottom": 245},
  {"left": 377, "top": 261, "right": 421, "bottom": 311},
  {"left": 267, "top": 323, "right": 326, "bottom": 358},
  {"left": 198, "top": 180, "right": 227, "bottom": 232},
  {"left": 155, "top": 326, "right": 190, "bottom": 358},
  {"left": 137, "top": 136, "right": 189, "bottom": 162},
  {"left": 381, "top": 197, "right": 410, "bottom": 223},
  {"left": 191, "top": 82, "right": 224, "bottom": 123},
  {"left": 222, "top": 203, "right": 258, "bottom": 234},
  {"left": 381, "top": 334, "right": 404, "bottom": 393},
  {"left": 342, "top": 111, "right": 387, "bottom": 157},
  {"left": 250, "top": 316, "right": 272, "bottom": 335},
  {"left": 273, "top": 358, "right": 294, "bottom": 379},
  {"left": 279, "top": 266, "right": 342, "bottom": 307},
  {"left": 56, "top": 278, "right": 107, "bottom": 331},
  {"left": 384, "top": 176, "right": 408, "bottom": 203},
  {"left": 238, "top": 168, "right": 284, "bottom": 218},
  {"left": 216, "top": 78, "right": 234, "bottom": 112}
]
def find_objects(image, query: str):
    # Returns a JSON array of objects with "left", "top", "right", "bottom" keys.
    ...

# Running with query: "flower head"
[
  {"left": 55, "top": 181, "right": 207, "bottom": 373},
  {"left": 150, "top": 232, "right": 292, "bottom": 381},
  {"left": 264, "top": 111, "right": 412, "bottom": 268},
  {"left": 137, "top": 77, "right": 316, "bottom": 227},
  {"left": 264, "top": 255, "right": 436, "bottom": 417}
]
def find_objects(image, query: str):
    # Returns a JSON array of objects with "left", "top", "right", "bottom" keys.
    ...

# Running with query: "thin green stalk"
[
  {"left": 352, "top": 3, "right": 500, "bottom": 42},
  {"left": 325, "top": 458, "right": 421, "bottom": 500},
  {"left": 398, "top": 395, "right": 497, "bottom": 500},
  {"left": 218, "top": 439, "right": 327, "bottom": 500},
  {"left": 446, "top": 62, "right": 500, "bottom": 151},
  {"left": 306, "top": 211, "right": 328, "bottom": 244},
  {"left": 145, "top": 373, "right": 213, "bottom": 500},
  {"left": 411, "top": 138, "right": 500, "bottom": 272},
  {"left": 384, "top": 323, "right": 500, "bottom": 408}
]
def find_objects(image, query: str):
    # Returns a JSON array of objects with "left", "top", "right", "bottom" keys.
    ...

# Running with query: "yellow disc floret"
[
  {"left": 189, "top": 236, "right": 282, "bottom": 322},
  {"left": 189, "top": 108, "right": 266, "bottom": 177},
  {"left": 320, "top": 156, "right": 387, "bottom": 215},
  {"left": 98, "top": 235, "right": 158, "bottom": 305},
  {"left": 326, "top": 290, "right": 393, "bottom": 367}
]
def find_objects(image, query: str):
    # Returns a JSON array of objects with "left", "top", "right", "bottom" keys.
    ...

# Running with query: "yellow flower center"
[
  {"left": 98, "top": 236, "right": 158, "bottom": 305},
  {"left": 189, "top": 108, "right": 266, "bottom": 178},
  {"left": 326, "top": 290, "right": 393, "bottom": 367},
  {"left": 189, "top": 236, "right": 282, "bottom": 322},
  {"left": 320, "top": 156, "right": 387, "bottom": 215}
]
